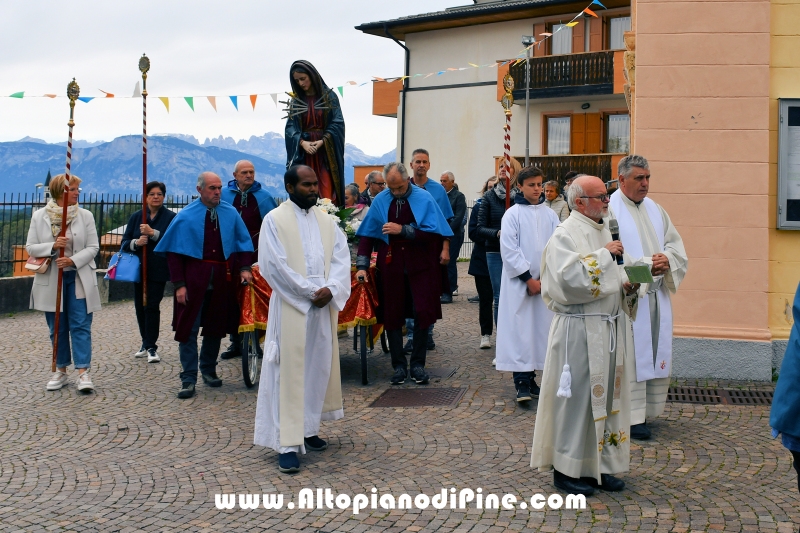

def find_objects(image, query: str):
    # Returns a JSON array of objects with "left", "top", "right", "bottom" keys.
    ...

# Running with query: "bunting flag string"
[{"left": 1, "top": 1, "right": 607, "bottom": 111}]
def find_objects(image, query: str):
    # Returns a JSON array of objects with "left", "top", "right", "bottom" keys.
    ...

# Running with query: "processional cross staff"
[
  {"left": 500, "top": 73, "right": 515, "bottom": 210},
  {"left": 52, "top": 78, "right": 80, "bottom": 372},
  {"left": 139, "top": 54, "right": 150, "bottom": 306}
]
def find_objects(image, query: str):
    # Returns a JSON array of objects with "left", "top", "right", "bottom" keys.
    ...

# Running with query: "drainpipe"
[{"left": 384, "top": 23, "right": 409, "bottom": 163}]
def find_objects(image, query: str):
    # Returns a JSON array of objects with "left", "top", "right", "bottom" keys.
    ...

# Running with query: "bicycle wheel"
[{"left": 242, "top": 331, "right": 261, "bottom": 388}]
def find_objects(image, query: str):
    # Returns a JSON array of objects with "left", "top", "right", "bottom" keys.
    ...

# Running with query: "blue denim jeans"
[
  {"left": 178, "top": 290, "right": 222, "bottom": 384},
  {"left": 45, "top": 270, "right": 93, "bottom": 369},
  {"left": 406, "top": 319, "right": 434, "bottom": 341},
  {"left": 485, "top": 252, "right": 503, "bottom": 326}
]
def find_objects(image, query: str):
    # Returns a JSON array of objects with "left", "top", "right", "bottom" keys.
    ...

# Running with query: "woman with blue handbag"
[
  {"left": 120, "top": 181, "right": 176, "bottom": 363},
  {"left": 26, "top": 174, "right": 101, "bottom": 392}
]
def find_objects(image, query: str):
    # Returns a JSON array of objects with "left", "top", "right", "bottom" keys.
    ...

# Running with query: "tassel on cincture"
[{"left": 556, "top": 364, "right": 572, "bottom": 398}]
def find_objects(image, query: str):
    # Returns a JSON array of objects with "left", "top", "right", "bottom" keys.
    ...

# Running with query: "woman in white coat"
[{"left": 26, "top": 174, "right": 101, "bottom": 392}]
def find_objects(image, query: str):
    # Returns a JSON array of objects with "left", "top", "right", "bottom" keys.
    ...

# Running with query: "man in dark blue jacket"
[
  {"left": 219, "top": 160, "right": 278, "bottom": 359},
  {"left": 439, "top": 171, "right": 466, "bottom": 304}
]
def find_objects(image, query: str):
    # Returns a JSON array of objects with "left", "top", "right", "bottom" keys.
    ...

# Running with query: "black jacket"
[
  {"left": 120, "top": 206, "right": 177, "bottom": 282},
  {"left": 446, "top": 185, "right": 467, "bottom": 235},
  {"left": 467, "top": 198, "right": 489, "bottom": 277},
  {"left": 474, "top": 185, "right": 517, "bottom": 253}
]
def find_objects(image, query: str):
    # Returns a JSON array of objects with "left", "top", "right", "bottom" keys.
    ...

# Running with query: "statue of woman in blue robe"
[{"left": 285, "top": 60, "right": 346, "bottom": 206}]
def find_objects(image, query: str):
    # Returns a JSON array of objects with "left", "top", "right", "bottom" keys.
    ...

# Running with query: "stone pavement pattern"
[{"left": 0, "top": 264, "right": 797, "bottom": 532}]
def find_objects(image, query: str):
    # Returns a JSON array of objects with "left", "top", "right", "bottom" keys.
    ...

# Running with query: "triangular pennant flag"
[
  {"left": 358, "top": 82, "right": 368, "bottom": 87},
  {"left": 347, "top": 81, "right": 357, "bottom": 85},
  {"left": 184, "top": 96, "right": 194, "bottom": 111},
  {"left": 270, "top": 93, "right": 278, "bottom": 107},
  {"left": 44, "top": 94, "right": 57, "bottom": 98},
  {"left": 77, "top": 96, "right": 95, "bottom": 103},
  {"left": 413, "top": 73, "right": 422, "bottom": 77},
  {"left": 437, "top": 71, "right": 445, "bottom": 75},
  {"left": 9, "top": 92, "right": 24, "bottom": 98},
  {"left": 159, "top": 97, "right": 169, "bottom": 112},
  {"left": 207, "top": 96, "right": 217, "bottom": 111},
  {"left": 99, "top": 90, "right": 115, "bottom": 98},
  {"left": 458, "top": 67, "right": 468, "bottom": 70},
  {"left": 229, "top": 95, "right": 238, "bottom": 110},
  {"left": 250, "top": 94, "right": 257, "bottom": 110},
  {"left": 583, "top": 7, "right": 598, "bottom": 17},
  {"left": 592, "top": 0, "right": 607, "bottom": 8},
  {"left": 468, "top": 63, "right": 479, "bottom": 67},
  {"left": 565, "top": 21, "right": 579, "bottom": 27},
  {"left": 424, "top": 73, "right": 434, "bottom": 78},
  {"left": 488, "top": 63, "right": 498, "bottom": 68},
  {"left": 373, "top": 76, "right": 385, "bottom": 82},
  {"left": 540, "top": 32, "right": 552, "bottom": 37},
  {"left": 337, "top": 86, "right": 343, "bottom": 97},
  {"left": 446, "top": 67, "right": 458, "bottom": 71},
  {"left": 133, "top": 81, "right": 141, "bottom": 98}
]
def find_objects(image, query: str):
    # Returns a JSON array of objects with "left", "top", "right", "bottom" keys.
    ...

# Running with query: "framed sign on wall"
[{"left": 778, "top": 98, "right": 800, "bottom": 230}]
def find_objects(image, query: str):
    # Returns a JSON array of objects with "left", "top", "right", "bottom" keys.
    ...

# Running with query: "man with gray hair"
[
  {"left": 359, "top": 170, "right": 385, "bottom": 206},
  {"left": 532, "top": 174, "right": 640, "bottom": 496},
  {"left": 154, "top": 172, "right": 254, "bottom": 398},
  {"left": 609, "top": 154, "right": 688, "bottom": 440},
  {"left": 219, "top": 160, "right": 278, "bottom": 360},
  {"left": 439, "top": 170, "right": 467, "bottom": 303}
]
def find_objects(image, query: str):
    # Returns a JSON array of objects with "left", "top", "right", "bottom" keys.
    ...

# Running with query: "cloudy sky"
[{"left": 0, "top": 0, "right": 458, "bottom": 157}]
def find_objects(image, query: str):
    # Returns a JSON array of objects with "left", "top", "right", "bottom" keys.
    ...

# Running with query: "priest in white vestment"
[
  {"left": 531, "top": 175, "right": 640, "bottom": 497},
  {"left": 608, "top": 155, "right": 688, "bottom": 441},
  {"left": 254, "top": 165, "right": 351, "bottom": 473},
  {"left": 496, "top": 167, "right": 559, "bottom": 403}
]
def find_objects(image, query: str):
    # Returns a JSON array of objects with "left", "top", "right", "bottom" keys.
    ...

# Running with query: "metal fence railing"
[{"left": 0, "top": 193, "right": 193, "bottom": 277}]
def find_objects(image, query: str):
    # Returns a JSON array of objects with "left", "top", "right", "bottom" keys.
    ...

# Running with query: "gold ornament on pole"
[{"left": 501, "top": 73, "right": 514, "bottom": 209}]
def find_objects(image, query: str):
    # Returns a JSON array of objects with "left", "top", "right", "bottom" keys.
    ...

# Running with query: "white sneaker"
[
  {"left": 492, "top": 358, "right": 496, "bottom": 366},
  {"left": 147, "top": 349, "right": 160, "bottom": 363},
  {"left": 76, "top": 371, "right": 94, "bottom": 392},
  {"left": 46, "top": 371, "right": 68, "bottom": 391},
  {"left": 452, "top": 289, "right": 459, "bottom": 296},
  {"left": 480, "top": 335, "right": 491, "bottom": 349},
  {"left": 134, "top": 344, "right": 147, "bottom": 358}
]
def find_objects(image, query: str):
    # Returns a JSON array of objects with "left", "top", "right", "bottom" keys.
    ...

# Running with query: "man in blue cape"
[
  {"left": 770, "top": 282, "right": 800, "bottom": 493},
  {"left": 154, "top": 172, "right": 254, "bottom": 399},
  {"left": 355, "top": 162, "right": 453, "bottom": 386},
  {"left": 405, "top": 148, "right": 454, "bottom": 351},
  {"left": 219, "top": 160, "right": 278, "bottom": 360}
]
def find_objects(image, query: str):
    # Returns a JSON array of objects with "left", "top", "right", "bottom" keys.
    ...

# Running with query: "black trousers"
[
  {"left": 513, "top": 371, "right": 536, "bottom": 386},
  {"left": 474, "top": 275, "right": 493, "bottom": 336},
  {"left": 387, "top": 319, "right": 427, "bottom": 370},
  {"left": 793, "top": 451, "right": 800, "bottom": 494},
  {"left": 133, "top": 280, "right": 167, "bottom": 351}
]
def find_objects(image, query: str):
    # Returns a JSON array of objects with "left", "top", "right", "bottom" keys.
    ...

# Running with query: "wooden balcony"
[
  {"left": 503, "top": 50, "right": 624, "bottom": 100},
  {"left": 494, "top": 153, "right": 626, "bottom": 184}
]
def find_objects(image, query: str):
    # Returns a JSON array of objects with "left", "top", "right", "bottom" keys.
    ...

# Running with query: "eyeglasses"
[
  {"left": 580, "top": 194, "right": 610, "bottom": 203},
  {"left": 372, "top": 182, "right": 387, "bottom": 187}
]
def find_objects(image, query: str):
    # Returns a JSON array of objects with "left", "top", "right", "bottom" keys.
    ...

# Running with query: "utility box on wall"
[{"left": 778, "top": 98, "right": 800, "bottom": 230}]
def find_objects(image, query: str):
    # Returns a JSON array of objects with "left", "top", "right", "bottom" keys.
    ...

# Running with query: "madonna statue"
[{"left": 285, "top": 60, "right": 346, "bottom": 205}]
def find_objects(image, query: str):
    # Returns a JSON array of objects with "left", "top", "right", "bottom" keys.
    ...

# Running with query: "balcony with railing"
[
  {"left": 504, "top": 50, "right": 624, "bottom": 100},
  {"left": 494, "top": 153, "right": 626, "bottom": 185}
]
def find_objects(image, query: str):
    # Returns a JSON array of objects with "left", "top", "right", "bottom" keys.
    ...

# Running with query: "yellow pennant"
[{"left": 159, "top": 97, "right": 169, "bottom": 112}]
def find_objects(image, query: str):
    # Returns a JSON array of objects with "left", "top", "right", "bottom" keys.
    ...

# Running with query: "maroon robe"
[
  {"left": 357, "top": 197, "right": 444, "bottom": 330},
  {"left": 167, "top": 211, "right": 249, "bottom": 342},
  {"left": 231, "top": 192, "right": 261, "bottom": 265}
]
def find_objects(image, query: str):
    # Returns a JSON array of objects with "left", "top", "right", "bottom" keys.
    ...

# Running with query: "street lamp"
[
  {"left": 34, "top": 183, "right": 44, "bottom": 198},
  {"left": 521, "top": 35, "right": 535, "bottom": 167}
]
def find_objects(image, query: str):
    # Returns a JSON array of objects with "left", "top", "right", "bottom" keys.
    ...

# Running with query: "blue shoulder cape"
[
  {"left": 416, "top": 178, "right": 454, "bottom": 219},
  {"left": 770, "top": 282, "right": 800, "bottom": 439},
  {"left": 356, "top": 185, "right": 454, "bottom": 244},
  {"left": 220, "top": 180, "right": 278, "bottom": 218},
  {"left": 154, "top": 199, "right": 253, "bottom": 259}
]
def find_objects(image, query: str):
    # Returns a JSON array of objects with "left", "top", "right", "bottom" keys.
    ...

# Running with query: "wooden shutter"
[
  {"left": 571, "top": 114, "right": 585, "bottom": 155},
  {"left": 534, "top": 23, "right": 547, "bottom": 57},
  {"left": 572, "top": 20, "right": 585, "bottom": 53},
  {"left": 586, "top": 113, "right": 601, "bottom": 153},
  {"left": 589, "top": 17, "right": 604, "bottom": 51}
]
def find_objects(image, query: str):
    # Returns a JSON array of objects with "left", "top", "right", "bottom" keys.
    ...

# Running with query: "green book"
[{"left": 624, "top": 265, "right": 654, "bottom": 284}]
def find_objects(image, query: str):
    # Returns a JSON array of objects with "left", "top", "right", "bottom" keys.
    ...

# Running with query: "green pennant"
[
  {"left": 337, "top": 86, "right": 344, "bottom": 97},
  {"left": 184, "top": 96, "right": 194, "bottom": 111},
  {"left": 9, "top": 92, "right": 24, "bottom": 98}
]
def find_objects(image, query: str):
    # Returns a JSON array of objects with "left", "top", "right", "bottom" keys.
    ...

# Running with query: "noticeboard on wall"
[{"left": 779, "top": 99, "right": 800, "bottom": 230}]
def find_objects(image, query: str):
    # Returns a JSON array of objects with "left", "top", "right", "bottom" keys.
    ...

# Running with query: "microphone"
[{"left": 608, "top": 218, "right": 624, "bottom": 265}]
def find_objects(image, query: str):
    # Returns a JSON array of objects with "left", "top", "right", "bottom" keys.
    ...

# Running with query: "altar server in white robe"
[
  {"left": 608, "top": 155, "right": 688, "bottom": 441},
  {"left": 531, "top": 175, "right": 641, "bottom": 497},
  {"left": 254, "top": 165, "right": 351, "bottom": 473},
  {"left": 496, "top": 167, "right": 559, "bottom": 403}
]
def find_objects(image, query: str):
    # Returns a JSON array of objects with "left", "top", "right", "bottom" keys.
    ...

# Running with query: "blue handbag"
[{"left": 105, "top": 251, "right": 141, "bottom": 283}]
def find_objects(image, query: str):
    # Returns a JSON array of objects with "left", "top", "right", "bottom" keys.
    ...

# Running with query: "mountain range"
[{"left": 0, "top": 133, "right": 396, "bottom": 198}]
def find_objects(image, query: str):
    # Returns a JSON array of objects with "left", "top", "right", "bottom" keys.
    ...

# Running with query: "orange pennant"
[
  {"left": 583, "top": 7, "right": 598, "bottom": 17},
  {"left": 207, "top": 96, "right": 217, "bottom": 111},
  {"left": 44, "top": 94, "right": 57, "bottom": 98},
  {"left": 249, "top": 94, "right": 257, "bottom": 110},
  {"left": 99, "top": 90, "right": 115, "bottom": 98}
]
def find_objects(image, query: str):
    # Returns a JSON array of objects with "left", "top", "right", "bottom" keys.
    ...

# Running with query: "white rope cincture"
[{"left": 554, "top": 312, "right": 619, "bottom": 399}]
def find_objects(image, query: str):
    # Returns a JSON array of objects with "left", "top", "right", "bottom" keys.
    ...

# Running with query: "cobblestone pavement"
[{"left": 0, "top": 264, "right": 798, "bottom": 532}]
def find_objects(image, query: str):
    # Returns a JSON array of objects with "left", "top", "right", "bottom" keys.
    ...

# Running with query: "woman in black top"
[
  {"left": 120, "top": 181, "right": 176, "bottom": 363},
  {"left": 474, "top": 158, "right": 521, "bottom": 328},
  {"left": 468, "top": 176, "right": 498, "bottom": 350}
]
